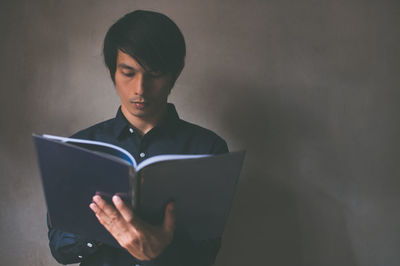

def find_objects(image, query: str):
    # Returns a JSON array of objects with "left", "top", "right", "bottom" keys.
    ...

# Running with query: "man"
[{"left": 48, "top": 10, "right": 228, "bottom": 266}]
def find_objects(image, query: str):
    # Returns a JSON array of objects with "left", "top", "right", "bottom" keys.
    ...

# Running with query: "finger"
[
  {"left": 91, "top": 202, "right": 136, "bottom": 252},
  {"left": 92, "top": 196, "right": 126, "bottom": 229},
  {"left": 89, "top": 202, "right": 109, "bottom": 225},
  {"left": 163, "top": 201, "right": 176, "bottom": 234},
  {"left": 89, "top": 202, "right": 100, "bottom": 215},
  {"left": 93, "top": 195, "right": 119, "bottom": 218},
  {"left": 112, "top": 195, "right": 134, "bottom": 223},
  {"left": 90, "top": 201, "right": 132, "bottom": 239}
]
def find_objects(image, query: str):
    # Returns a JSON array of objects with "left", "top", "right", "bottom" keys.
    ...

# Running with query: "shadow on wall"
[{"left": 212, "top": 77, "right": 357, "bottom": 266}]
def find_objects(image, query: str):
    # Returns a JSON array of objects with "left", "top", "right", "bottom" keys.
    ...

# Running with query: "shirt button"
[
  {"left": 78, "top": 255, "right": 83, "bottom": 259},
  {"left": 129, "top": 128, "right": 134, "bottom": 133},
  {"left": 140, "top": 152, "right": 145, "bottom": 158},
  {"left": 87, "top": 242, "right": 93, "bottom": 248}
]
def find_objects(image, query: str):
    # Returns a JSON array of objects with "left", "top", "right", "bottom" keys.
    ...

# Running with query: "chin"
[
  {"left": 129, "top": 110, "right": 147, "bottom": 118},
  {"left": 129, "top": 108, "right": 153, "bottom": 118}
]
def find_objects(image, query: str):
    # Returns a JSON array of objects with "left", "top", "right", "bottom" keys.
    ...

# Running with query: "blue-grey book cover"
[
  {"left": 33, "top": 135, "right": 132, "bottom": 247},
  {"left": 33, "top": 134, "right": 245, "bottom": 247}
]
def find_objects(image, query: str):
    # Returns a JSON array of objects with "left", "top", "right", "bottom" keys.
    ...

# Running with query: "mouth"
[{"left": 132, "top": 101, "right": 148, "bottom": 110}]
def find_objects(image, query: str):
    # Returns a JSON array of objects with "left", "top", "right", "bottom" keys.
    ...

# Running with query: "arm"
[
  {"left": 46, "top": 131, "right": 105, "bottom": 264},
  {"left": 210, "top": 136, "right": 229, "bottom": 155},
  {"left": 47, "top": 215, "right": 101, "bottom": 264}
]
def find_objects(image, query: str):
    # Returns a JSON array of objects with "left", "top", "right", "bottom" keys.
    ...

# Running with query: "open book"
[{"left": 33, "top": 134, "right": 245, "bottom": 247}]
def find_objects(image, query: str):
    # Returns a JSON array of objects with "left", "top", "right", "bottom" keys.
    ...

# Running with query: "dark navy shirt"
[{"left": 48, "top": 103, "right": 228, "bottom": 266}]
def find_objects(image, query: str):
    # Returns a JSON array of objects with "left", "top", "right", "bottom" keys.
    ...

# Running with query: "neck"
[{"left": 120, "top": 104, "right": 167, "bottom": 136}]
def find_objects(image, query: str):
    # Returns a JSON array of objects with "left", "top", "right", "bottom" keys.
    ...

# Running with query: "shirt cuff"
[{"left": 49, "top": 228, "right": 102, "bottom": 264}]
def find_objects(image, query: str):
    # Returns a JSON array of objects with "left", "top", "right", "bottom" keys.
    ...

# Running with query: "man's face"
[{"left": 114, "top": 50, "right": 174, "bottom": 122}]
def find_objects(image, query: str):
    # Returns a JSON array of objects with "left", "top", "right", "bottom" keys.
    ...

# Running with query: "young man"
[{"left": 48, "top": 10, "right": 228, "bottom": 266}]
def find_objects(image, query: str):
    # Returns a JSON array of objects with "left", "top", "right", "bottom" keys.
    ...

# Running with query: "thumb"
[{"left": 163, "top": 201, "right": 176, "bottom": 234}]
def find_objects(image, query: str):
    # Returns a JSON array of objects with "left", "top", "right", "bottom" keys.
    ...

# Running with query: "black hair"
[{"left": 103, "top": 10, "right": 186, "bottom": 83}]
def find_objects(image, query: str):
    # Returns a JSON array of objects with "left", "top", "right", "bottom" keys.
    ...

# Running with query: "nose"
[{"left": 132, "top": 73, "right": 145, "bottom": 96}]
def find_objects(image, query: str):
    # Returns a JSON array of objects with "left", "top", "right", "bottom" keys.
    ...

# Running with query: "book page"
[
  {"left": 137, "top": 154, "right": 210, "bottom": 172},
  {"left": 42, "top": 134, "right": 137, "bottom": 167}
]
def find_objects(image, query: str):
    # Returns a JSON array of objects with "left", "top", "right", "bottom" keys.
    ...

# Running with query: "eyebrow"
[{"left": 117, "top": 63, "right": 137, "bottom": 71}]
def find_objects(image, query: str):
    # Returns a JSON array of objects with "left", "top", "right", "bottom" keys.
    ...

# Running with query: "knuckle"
[
  {"left": 121, "top": 236, "right": 138, "bottom": 249},
  {"left": 110, "top": 214, "right": 119, "bottom": 224},
  {"left": 120, "top": 239, "right": 129, "bottom": 249},
  {"left": 127, "top": 215, "right": 134, "bottom": 224},
  {"left": 135, "top": 230, "right": 144, "bottom": 240},
  {"left": 119, "top": 235, "right": 130, "bottom": 248},
  {"left": 133, "top": 237, "right": 140, "bottom": 247}
]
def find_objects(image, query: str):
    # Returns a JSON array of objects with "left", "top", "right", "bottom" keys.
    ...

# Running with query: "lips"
[{"left": 133, "top": 101, "right": 148, "bottom": 110}]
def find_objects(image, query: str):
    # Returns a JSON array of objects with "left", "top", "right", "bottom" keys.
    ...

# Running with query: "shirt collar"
[{"left": 113, "top": 103, "right": 180, "bottom": 139}]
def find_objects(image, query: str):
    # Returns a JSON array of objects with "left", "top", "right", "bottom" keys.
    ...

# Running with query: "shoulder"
[
  {"left": 177, "top": 119, "right": 223, "bottom": 141},
  {"left": 175, "top": 119, "right": 229, "bottom": 154},
  {"left": 70, "top": 118, "right": 116, "bottom": 140}
]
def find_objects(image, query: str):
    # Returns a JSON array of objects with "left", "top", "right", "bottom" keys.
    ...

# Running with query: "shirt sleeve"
[
  {"left": 210, "top": 136, "right": 229, "bottom": 155},
  {"left": 47, "top": 131, "right": 102, "bottom": 265},
  {"left": 47, "top": 214, "right": 101, "bottom": 264}
]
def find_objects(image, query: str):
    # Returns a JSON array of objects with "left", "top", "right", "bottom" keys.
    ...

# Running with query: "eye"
[{"left": 122, "top": 71, "right": 135, "bottom": 77}]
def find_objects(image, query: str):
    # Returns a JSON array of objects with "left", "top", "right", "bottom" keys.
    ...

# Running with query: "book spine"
[
  {"left": 129, "top": 167, "right": 135, "bottom": 209},
  {"left": 132, "top": 171, "right": 142, "bottom": 211}
]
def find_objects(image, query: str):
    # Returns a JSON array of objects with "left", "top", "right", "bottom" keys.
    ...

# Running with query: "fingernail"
[
  {"left": 89, "top": 203, "right": 97, "bottom": 211},
  {"left": 113, "top": 195, "right": 121, "bottom": 203},
  {"left": 93, "top": 195, "right": 100, "bottom": 202}
]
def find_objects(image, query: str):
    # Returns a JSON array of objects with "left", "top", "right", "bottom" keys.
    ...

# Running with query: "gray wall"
[{"left": 1, "top": 0, "right": 399, "bottom": 265}]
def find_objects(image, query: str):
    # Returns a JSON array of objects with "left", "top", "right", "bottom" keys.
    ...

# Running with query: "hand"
[{"left": 89, "top": 195, "right": 176, "bottom": 260}]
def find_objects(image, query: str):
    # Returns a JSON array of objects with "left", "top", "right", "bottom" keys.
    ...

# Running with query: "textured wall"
[{"left": 1, "top": 1, "right": 399, "bottom": 265}]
